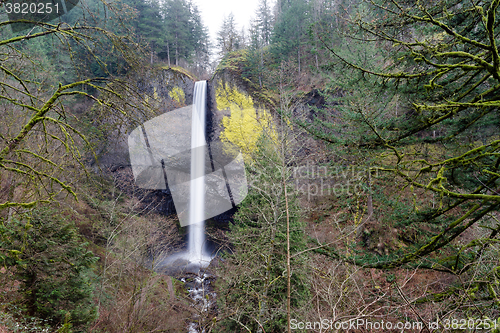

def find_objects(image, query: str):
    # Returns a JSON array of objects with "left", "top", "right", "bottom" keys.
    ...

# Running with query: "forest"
[{"left": 0, "top": 0, "right": 499, "bottom": 332}]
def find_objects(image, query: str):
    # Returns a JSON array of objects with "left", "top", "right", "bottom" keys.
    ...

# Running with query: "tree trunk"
[
  {"left": 175, "top": 32, "right": 179, "bottom": 65},
  {"left": 259, "top": 48, "right": 264, "bottom": 88},
  {"left": 167, "top": 43, "right": 170, "bottom": 67},
  {"left": 284, "top": 173, "right": 291, "bottom": 333},
  {"left": 175, "top": 45, "right": 178, "bottom": 65},
  {"left": 298, "top": 47, "right": 301, "bottom": 75},
  {"left": 367, "top": 170, "right": 373, "bottom": 220}
]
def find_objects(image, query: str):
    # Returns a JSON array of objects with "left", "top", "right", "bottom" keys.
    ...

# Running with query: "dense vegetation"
[
  {"left": 214, "top": 0, "right": 500, "bottom": 330},
  {"left": 0, "top": 0, "right": 499, "bottom": 331}
]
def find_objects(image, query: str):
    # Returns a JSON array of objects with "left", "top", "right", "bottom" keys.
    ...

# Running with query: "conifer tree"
[
  {"left": 301, "top": 0, "right": 500, "bottom": 317},
  {"left": 162, "top": 0, "right": 192, "bottom": 65},
  {"left": 216, "top": 13, "right": 242, "bottom": 57},
  {"left": 271, "top": 0, "right": 310, "bottom": 73},
  {"left": 128, "top": 0, "right": 165, "bottom": 63},
  {"left": 189, "top": 3, "right": 211, "bottom": 70},
  {"left": 256, "top": 0, "right": 273, "bottom": 46}
]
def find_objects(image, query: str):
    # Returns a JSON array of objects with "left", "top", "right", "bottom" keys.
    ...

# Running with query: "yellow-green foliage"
[
  {"left": 216, "top": 82, "right": 276, "bottom": 157},
  {"left": 169, "top": 86, "right": 185, "bottom": 105}
]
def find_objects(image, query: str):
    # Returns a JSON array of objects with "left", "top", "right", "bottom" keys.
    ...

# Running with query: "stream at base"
[{"left": 184, "top": 272, "right": 216, "bottom": 333}]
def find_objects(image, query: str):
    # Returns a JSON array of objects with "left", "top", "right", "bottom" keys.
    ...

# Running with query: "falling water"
[
  {"left": 188, "top": 81, "right": 208, "bottom": 265},
  {"left": 187, "top": 82, "right": 214, "bottom": 333}
]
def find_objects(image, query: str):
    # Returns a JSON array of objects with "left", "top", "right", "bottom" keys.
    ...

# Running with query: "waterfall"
[
  {"left": 188, "top": 81, "right": 208, "bottom": 265},
  {"left": 130, "top": 79, "right": 235, "bottom": 273}
]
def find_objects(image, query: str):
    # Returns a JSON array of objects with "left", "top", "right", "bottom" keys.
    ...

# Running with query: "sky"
[{"left": 190, "top": 0, "right": 264, "bottom": 45}]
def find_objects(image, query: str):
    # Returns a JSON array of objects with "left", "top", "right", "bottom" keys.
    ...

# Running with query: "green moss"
[
  {"left": 160, "top": 65, "right": 198, "bottom": 81},
  {"left": 214, "top": 49, "right": 249, "bottom": 75}
]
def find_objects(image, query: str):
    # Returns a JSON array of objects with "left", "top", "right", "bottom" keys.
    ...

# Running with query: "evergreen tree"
[
  {"left": 162, "top": 0, "right": 192, "bottom": 65},
  {"left": 129, "top": 0, "right": 165, "bottom": 64},
  {"left": 216, "top": 13, "right": 242, "bottom": 57},
  {"left": 301, "top": 0, "right": 500, "bottom": 318},
  {"left": 271, "top": 0, "right": 310, "bottom": 72},
  {"left": 255, "top": 0, "right": 273, "bottom": 46},
  {"left": 189, "top": 3, "right": 211, "bottom": 70},
  {"left": 158, "top": 0, "right": 209, "bottom": 66},
  {"left": 248, "top": 18, "right": 262, "bottom": 51},
  {"left": 0, "top": 209, "right": 99, "bottom": 329}
]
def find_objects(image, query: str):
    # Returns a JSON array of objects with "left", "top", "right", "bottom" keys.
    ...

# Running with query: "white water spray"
[{"left": 188, "top": 81, "right": 210, "bottom": 265}]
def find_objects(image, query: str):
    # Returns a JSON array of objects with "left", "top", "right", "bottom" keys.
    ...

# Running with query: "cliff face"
[
  {"left": 138, "top": 66, "right": 196, "bottom": 106},
  {"left": 208, "top": 52, "right": 277, "bottom": 160},
  {"left": 208, "top": 50, "right": 337, "bottom": 160},
  {"left": 95, "top": 66, "right": 196, "bottom": 169},
  {"left": 97, "top": 56, "right": 281, "bottom": 170},
  {"left": 92, "top": 60, "right": 321, "bottom": 218}
]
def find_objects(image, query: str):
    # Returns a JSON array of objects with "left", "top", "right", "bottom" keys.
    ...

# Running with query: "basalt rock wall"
[{"left": 94, "top": 66, "right": 196, "bottom": 170}]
